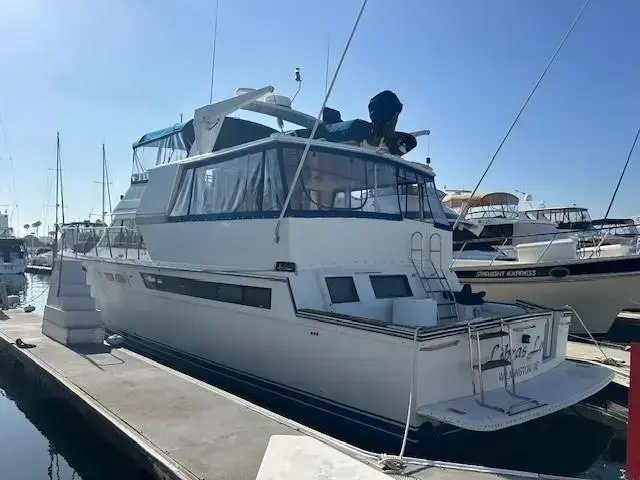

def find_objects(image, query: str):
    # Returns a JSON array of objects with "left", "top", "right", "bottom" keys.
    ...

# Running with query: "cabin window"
[
  {"left": 190, "top": 151, "right": 264, "bottom": 215},
  {"left": 325, "top": 276, "right": 359, "bottom": 304},
  {"left": 169, "top": 148, "right": 284, "bottom": 218},
  {"left": 370, "top": 275, "right": 412, "bottom": 299},
  {"left": 170, "top": 169, "right": 194, "bottom": 216},
  {"left": 167, "top": 140, "right": 447, "bottom": 226},
  {"left": 140, "top": 273, "right": 272, "bottom": 309},
  {"left": 282, "top": 147, "right": 400, "bottom": 215}
]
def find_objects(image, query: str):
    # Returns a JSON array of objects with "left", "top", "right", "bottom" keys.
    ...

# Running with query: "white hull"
[{"left": 80, "top": 255, "right": 612, "bottom": 437}]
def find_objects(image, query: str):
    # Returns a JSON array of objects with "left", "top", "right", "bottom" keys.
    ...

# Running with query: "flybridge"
[{"left": 129, "top": 86, "right": 426, "bottom": 184}]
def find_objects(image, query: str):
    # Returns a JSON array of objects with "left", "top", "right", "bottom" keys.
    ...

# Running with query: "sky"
[{"left": 1, "top": 0, "right": 639, "bottom": 236}]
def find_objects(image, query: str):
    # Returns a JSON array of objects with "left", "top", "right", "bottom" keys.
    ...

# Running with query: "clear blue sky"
[{"left": 1, "top": 0, "right": 639, "bottom": 236}]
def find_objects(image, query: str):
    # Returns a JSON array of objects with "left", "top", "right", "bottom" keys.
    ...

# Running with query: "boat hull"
[{"left": 455, "top": 258, "right": 640, "bottom": 336}]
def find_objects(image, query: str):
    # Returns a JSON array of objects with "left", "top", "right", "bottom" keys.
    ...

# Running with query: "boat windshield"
[
  {"left": 168, "top": 141, "right": 450, "bottom": 228},
  {"left": 593, "top": 219, "right": 639, "bottom": 237},
  {"left": 465, "top": 203, "right": 519, "bottom": 220},
  {"left": 526, "top": 208, "right": 592, "bottom": 226},
  {"left": 0, "top": 240, "right": 26, "bottom": 263},
  {"left": 131, "top": 121, "right": 195, "bottom": 183}
]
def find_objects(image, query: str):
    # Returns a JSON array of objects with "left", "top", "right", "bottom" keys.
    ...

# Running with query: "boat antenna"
[
  {"left": 274, "top": 0, "right": 369, "bottom": 242},
  {"left": 603, "top": 125, "right": 640, "bottom": 220},
  {"left": 291, "top": 67, "right": 302, "bottom": 104},
  {"left": 452, "top": 0, "right": 591, "bottom": 231},
  {"left": 208, "top": 0, "right": 220, "bottom": 104},
  {"left": 100, "top": 143, "right": 112, "bottom": 224}
]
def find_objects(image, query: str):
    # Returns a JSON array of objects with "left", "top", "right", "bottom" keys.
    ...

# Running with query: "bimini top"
[
  {"left": 133, "top": 120, "right": 195, "bottom": 150},
  {"left": 442, "top": 192, "right": 519, "bottom": 210}
]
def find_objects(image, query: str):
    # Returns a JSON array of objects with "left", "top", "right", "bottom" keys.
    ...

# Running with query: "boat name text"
[{"left": 475, "top": 269, "right": 537, "bottom": 278}]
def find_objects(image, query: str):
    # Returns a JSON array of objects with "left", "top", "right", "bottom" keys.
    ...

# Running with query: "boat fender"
[{"left": 106, "top": 334, "right": 124, "bottom": 347}]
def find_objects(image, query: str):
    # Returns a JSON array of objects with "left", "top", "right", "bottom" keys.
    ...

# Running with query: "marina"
[{"left": 1, "top": 0, "right": 639, "bottom": 478}]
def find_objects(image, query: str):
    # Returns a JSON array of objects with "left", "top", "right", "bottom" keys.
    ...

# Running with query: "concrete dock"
[
  {"left": 567, "top": 340, "right": 631, "bottom": 389},
  {"left": 0, "top": 309, "right": 588, "bottom": 479}
]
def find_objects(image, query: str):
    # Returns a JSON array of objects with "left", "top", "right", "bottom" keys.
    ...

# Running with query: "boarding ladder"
[
  {"left": 410, "top": 231, "right": 459, "bottom": 323},
  {"left": 467, "top": 319, "right": 544, "bottom": 415}
]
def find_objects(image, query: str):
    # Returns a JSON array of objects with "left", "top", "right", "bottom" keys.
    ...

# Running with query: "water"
[
  {"left": 0, "top": 273, "right": 628, "bottom": 479},
  {"left": 0, "top": 273, "right": 142, "bottom": 480}
]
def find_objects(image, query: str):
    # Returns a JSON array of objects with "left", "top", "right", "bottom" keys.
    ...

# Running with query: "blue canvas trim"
[
  {"left": 434, "top": 221, "right": 453, "bottom": 231},
  {"left": 133, "top": 121, "right": 191, "bottom": 148},
  {"left": 108, "top": 326, "right": 451, "bottom": 441}
]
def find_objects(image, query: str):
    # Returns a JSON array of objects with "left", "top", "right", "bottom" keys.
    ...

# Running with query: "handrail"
[
  {"left": 489, "top": 237, "right": 510, "bottom": 266},
  {"left": 59, "top": 225, "right": 146, "bottom": 260}
]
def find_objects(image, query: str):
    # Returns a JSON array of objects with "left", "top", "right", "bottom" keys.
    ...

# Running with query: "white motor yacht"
[
  {"left": 65, "top": 87, "right": 611, "bottom": 444},
  {"left": 0, "top": 213, "right": 27, "bottom": 275}
]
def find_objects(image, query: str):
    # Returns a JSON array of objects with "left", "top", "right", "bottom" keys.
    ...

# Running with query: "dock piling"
[{"left": 628, "top": 343, "right": 639, "bottom": 480}]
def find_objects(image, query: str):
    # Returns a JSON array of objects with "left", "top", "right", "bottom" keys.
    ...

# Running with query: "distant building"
[{"left": 0, "top": 212, "right": 14, "bottom": 237}]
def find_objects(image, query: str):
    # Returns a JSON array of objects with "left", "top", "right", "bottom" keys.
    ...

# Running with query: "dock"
[
  {"left": 0, "top": 309, "right": 591, "bottom": 479},
  {"left": 567, "top": 340, "right": 631, "bottom": 389}
]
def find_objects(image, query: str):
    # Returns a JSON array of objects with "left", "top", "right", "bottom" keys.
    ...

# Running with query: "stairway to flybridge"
[
  {"left": 42, "top": 258, "right": 104, "bottom": 346},
  {"left": 410, "top": 231, "right": 459, "bottom": 323}
]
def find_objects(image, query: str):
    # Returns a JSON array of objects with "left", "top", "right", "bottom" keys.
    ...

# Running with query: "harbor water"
[{"left": 0, "top": 273, "right": 627, "bottom": 479}]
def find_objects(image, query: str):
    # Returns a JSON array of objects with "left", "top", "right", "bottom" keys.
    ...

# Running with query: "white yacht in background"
[
  {"left": 0, "top": 212, "right": 27, "bottom": 275},
  {"left": 443, "top": 191, "right": 567, "bottom": 256},
  {"left": 67, "top": 86, "right": 611, "bottom": 444}
]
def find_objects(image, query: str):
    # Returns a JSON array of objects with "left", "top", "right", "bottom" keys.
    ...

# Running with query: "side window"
[
  {"left": 325, "top": 276, "right": 359, "bottom": 304},
  {"left": 370, "top": 275, "right": 412, "bottom": 299}
]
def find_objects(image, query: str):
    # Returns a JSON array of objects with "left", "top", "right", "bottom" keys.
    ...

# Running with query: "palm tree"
[{"left": 32, "top": 221, "right": 42, "bottom": 238}]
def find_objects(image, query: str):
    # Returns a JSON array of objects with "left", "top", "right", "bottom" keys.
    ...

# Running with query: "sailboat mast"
[
  {"left": 101, "top": 143, "right": 106, "bottom": 224},
  {"left": 55, "top": 133, "right": 60, "bottom": 234}
]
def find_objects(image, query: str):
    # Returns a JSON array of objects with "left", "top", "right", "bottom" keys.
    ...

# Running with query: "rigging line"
[
  {"left": 451, "top": 0, "right": 592, "bottom": 231},
  {"left": 209, "top": 0, "right": 220, "bottom": 104},
  {"left": 105, "top": 145, "right": 113, "bottom": 217},
  {"left": 274, "top": 0, "right": 369, "bottom": 241},
  {"left": 603, "top": 125, "right": 640, "bottom": 220},
  {"left": 325, "top": 36, "right": 331, "bottom": 96},
  {"left": 0, "top": 115, "right": 20, "bottom": 229}
]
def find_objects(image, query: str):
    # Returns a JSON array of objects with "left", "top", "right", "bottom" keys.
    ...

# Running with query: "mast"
[
  {"left": 53, "top": 132, "right": 60, "bottom": 259},
  {"left": 101, "top": 143, "right": 106, "bottom": 224}
]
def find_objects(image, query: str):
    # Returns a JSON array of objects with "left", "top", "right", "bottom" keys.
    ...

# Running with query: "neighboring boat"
[
  {"left": 66, "top": 86, "right": 611, "bottom": 445},
  {"left": 0, "top": 212, "right": 27, "bottom": 275},
  {"left": 453, "top": 235, "right": 640, "bottom": 337},
  {"left": 443, "top": 191, "right": 566, "bottom": 256}
]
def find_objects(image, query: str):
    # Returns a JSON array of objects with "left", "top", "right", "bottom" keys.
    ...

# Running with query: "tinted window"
[
  {"left": 326, "top": 277, "right": 359, "bottom": 304},
  {"left": 140, "top": 273, "right": 271, "bottom": 309},
  {"left": 370, "top": 275, "right": 412, "bottom": 299}
]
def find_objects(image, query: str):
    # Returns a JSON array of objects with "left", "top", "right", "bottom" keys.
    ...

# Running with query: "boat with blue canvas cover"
[{"left": 64, "top": 85, "right": 612, "bottom": 446}]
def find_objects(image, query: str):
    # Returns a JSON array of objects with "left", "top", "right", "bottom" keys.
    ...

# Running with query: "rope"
[
  {"left": 274, "top": 0, "right": 368, "bottom": 242},
  {"left": 452, "top": 0, "right": 592, "bottom": 231},
  {"left": 603, "top": 125, "right": 640, "bottom": 220},
  {"left": 563, "top": 304, "right": 626, "bottom": 368},
  {"left": 378, "top": 326, "right": 422, "bottom": 473}
]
